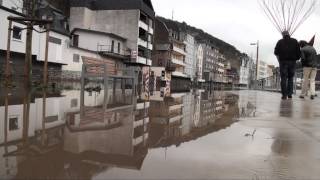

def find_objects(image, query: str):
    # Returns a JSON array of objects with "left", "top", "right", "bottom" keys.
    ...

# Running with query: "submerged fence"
[{"left": 256, "top": 69, "right": 320, "bottom": 93}]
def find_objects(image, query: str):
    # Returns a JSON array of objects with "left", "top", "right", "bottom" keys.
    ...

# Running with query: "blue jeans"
[{"left": 280, "top": 61, "right": 296, "bottom": 97}]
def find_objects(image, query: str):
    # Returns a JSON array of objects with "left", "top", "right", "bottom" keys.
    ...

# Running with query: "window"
[
  {"left": 73, "top": 54, "right": 80, "bottom": 63},
  {"left": 111, "top": 40, "right": 115, "bottom": 52},
  {"left": 72, "top": 34, "right": 79, "bottom": 47},
  {"left": 71, "top": 99, "right": 78, "bottom": 108},
  {"left": 49, "top": 36, "right": 62, "bottom": 45},
  {"left": 12, "top": 26, "right": 22, "bottom": 40},
  {"left": 9, "top": 117, "right": 19, "bottom": 131}
]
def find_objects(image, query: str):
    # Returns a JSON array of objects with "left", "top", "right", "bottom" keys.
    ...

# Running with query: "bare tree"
[{"left": 259, "top": 0, "right": 318, "bottom": 35}]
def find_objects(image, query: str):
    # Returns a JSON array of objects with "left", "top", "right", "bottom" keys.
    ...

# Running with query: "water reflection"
[{"left": 0, "top": 84, "right": 241, "bottom": 179}]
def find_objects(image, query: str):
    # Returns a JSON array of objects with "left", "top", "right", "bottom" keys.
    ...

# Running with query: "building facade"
[{"left": 69, "top": 0, "right": 155, "bottom": 66}]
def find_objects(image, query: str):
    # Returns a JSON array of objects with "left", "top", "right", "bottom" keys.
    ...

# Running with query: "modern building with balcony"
[
  {"left": 153, "top": 17, "right": 190, "bottom": 92},
  {"left": 69, "top": 0, "right": 155, "bottom": 66}
]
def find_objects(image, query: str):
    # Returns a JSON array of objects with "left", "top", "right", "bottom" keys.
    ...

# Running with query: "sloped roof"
[{"left": 70, "top": 0, "right": 155, "bottom": 17}]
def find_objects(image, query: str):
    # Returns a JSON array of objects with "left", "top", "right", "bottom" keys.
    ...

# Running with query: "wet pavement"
[{"left": 1, "top": 87, "right": 320, "bottom": 180}]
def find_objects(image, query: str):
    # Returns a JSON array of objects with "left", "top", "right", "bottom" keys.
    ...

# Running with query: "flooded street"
[{"left": 1, "top": 85, "right": 320, "bottom": 179}]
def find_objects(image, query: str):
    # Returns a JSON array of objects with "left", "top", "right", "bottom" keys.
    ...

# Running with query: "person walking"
[
  {"left": 299, "top": 40, "right": 318, "bottom": 100},
  {"left": 274, "top": 31, "right": 301, "bottom": 100}
]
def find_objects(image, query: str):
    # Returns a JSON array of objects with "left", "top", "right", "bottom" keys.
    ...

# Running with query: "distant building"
[
  {"left": 267, "top": 65, "right": 275, "bottom": 78},
  {"left": 153, "top": 17, "right": 190, "bottom": 92},
  {"left": 184, "top": 33, "right": 197, "bottom": 81},
  {"left": 196, "top": 44, "right": 205, "bottom": 83},
  {"left": 239, "top": 55, "right": 254, "bottom": 88},
  {"left": 258, "top": 60, "right": 268, "bottom": 80}
]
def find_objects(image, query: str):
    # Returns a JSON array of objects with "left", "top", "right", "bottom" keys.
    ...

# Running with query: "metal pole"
[
  {"left": 256, "top": 41, "right": 259, "bottom": 80},
  {"left": 5, "top": 20, "right": 12, "bottom": 78}
]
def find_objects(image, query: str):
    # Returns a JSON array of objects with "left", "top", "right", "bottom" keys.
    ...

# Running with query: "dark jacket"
[
  {"left": 274, "top": 37, "right": 301, "bottom": 62},
  {"left": 301, "top": 45, "right": 318, "bottom": 68}
]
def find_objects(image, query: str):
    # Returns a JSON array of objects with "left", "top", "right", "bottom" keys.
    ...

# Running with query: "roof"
[
  {"left": 71, "top": 28, "right": 127, "bottom": 41},
  {"left": 70, "top": 0, "right": 155, "bottom": 18}
]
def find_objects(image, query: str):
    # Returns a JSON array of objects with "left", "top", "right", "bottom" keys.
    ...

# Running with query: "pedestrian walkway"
[
  {"left": 234, "top": 90, "right": 320, "bottom": 179},
  {"left": 91, "top": 90, "right": 320, "bottom": 180}
]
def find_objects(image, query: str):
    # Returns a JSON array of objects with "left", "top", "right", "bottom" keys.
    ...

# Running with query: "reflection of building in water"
[
  {"left": 149, "top": 67, "right": 171, "bottom": 101},
  {"left": 0, "top": 86, "right": 150, "bottom": 179},
  {"left": 149, "top": 91, "right": 239, "bottom": 148},
  {"left": 181, "top": 92, "right": 195, "bottom": 136},
  {"left": 198, "top": 91, "right": 215, "bottom": 128},
  {"left": 149, "top": 93, "right": 184, "bottom": 145},
  {"left": 0, "top": 89, "right": 66, "bottom": 179},
  {"left": 64, "top": 106, "right": 149, "bottom": 167},
  {"left": 213, "top": 91, "right": 226, "bottom": 119},
  {"left": 238, "top": 92, "right": 257, "bottom": 118}
]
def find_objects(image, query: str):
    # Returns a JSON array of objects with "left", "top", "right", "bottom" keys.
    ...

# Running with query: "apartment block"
[{"left": 69, "top": 0, "right": 155, "bottom": 66}]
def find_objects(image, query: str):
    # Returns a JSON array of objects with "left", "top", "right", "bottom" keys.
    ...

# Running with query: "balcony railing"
[
  {"left": 172, "top": 45, "right": 186, "bottom": 55},
  {"left": 97, "top": 44, "right": 130, "bottom": 56}
]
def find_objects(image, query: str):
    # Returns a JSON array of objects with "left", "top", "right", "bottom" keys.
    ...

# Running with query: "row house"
[
  {"left": 184, "top": 33, "right": 197, "bottom": 82},
  {"left": 153, "top": 17, "right": 190, "bottom": 92},
  {"left": 0, "top": 0, "right": 70, "bottom": 80}
]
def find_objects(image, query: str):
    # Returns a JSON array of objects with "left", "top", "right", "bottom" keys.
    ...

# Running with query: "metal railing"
[
  {"left": 256, "top": 69, "right": 320, "bottom": 93},
  {"left": 97, "top": 44, "right": 130, "bottom": 56}
]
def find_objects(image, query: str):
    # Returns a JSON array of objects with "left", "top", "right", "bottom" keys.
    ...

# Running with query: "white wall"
[
  {"left": 76, "top": 31, "right": 126, "bottom": 53},
  {"left": 1, "top": 0, "right": 23, "bottom": 13},
  {"left": 62, "top": 47, "right": 100, "bottom": 72},
  {"left": 0, "top": 8, "right": 70, "bottom": 65},
  {"left": 36, "top": 31, "right": 69, "bottom": 64}
]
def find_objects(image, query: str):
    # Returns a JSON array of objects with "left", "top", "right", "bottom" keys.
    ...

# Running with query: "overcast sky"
[{"left": 152, "top": 0, "right": 320, "bottom": 66}]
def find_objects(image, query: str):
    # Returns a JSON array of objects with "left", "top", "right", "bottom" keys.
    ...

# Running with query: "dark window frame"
[
  {"left": 49, "top": 36, "right": 62, "bottom": 45},
  {"left": 73, "top": 54, "right": 80, "bottom": 63},
  {"left": 12, "top": 26, "right": 22, "bottom": 40},
  {"left": 9, "top": 116, "right": 19, "bottom": 131}
]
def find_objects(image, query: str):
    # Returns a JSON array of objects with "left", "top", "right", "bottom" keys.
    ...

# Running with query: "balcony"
[
  {"left": 171, "top": 58, "right": 186, "bottom": 67},
  {"left": 172, "top": 71, "right": 188, "bottom": 78},
  {"left": 97, "top": 44, "right": 130, "bottom": 57},
  {"left": 137, "top": 56, "right": 147, "bottom": 65},
  {"left": 149, "top": 27, "right": 154, "bottom": 34},
  {"left": 148, "top": 43, "right": 153, "bottom": 50},
  {"left": 173, "top": 45, "right": 186, "bottom": 56},
  {"left": 138, "top": 38, "right": 148, "bottom": 48},
  {"left": 139, "top": 20, "right": 148, "bottom": 31}
]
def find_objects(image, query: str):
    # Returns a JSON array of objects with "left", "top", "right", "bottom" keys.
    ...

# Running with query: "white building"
[
  {"left": 69, "top": 0, "right": 155, "bottom": 66},
  {"left": 196, "top": 44, "right": 205, "bottom": 83},
  {"left": 258, "top": 60, "right": 268, "bottom": 80},
  {"left": 0, "top": 0, "right": 71, "bottom": 78},
  {"left": 184, "top": 33, "right": 196, "bottom": 81},
  {"left": 239, "top": 56, "right": 253, "bottom": 87}
]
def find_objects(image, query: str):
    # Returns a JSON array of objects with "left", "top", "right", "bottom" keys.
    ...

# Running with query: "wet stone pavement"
[{"left": 1, "top": 88, "right": 320, "bottom": 180}]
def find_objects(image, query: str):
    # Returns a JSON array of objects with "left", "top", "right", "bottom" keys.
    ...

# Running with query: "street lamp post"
[{"left": 250, "top": 41, "right": 259, "bottom": 80}]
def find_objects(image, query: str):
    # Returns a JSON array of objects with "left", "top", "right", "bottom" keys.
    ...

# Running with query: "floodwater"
[{"left": 1, "top": 83, "right": 320, "bottom": 180}]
